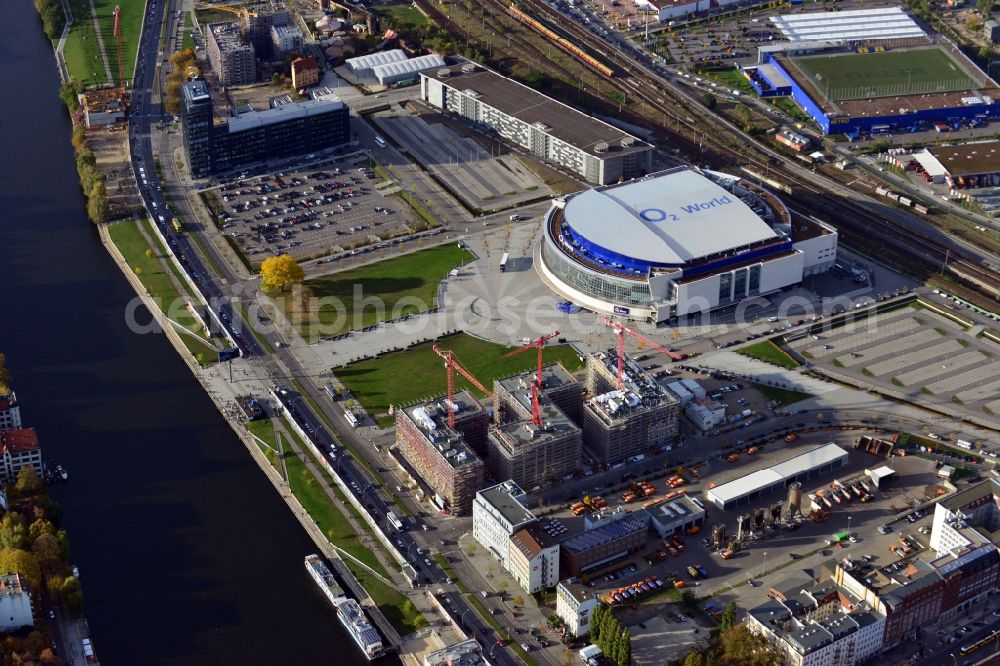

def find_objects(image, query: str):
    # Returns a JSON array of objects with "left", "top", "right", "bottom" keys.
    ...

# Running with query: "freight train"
[{"left": 507, "top": 4, "right": 615, "bottom": 77}]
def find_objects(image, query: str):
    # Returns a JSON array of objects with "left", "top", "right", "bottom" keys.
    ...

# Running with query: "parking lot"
[
  {"left": 788, "top": 303, "right": 1000, "bottom": 418},
  {"left": 207, "top": 154, "right": 424, "bottom": 264},
  {"left": 372, "top": 107, "right": 554, "bottom": 212}
]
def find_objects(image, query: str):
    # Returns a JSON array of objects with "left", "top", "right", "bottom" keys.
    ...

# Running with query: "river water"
[{"left": 1, "top": 3, "right": 372, "bottom": 664}]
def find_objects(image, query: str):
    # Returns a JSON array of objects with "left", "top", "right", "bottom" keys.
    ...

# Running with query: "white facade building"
[
  {"left": 472, "top": 481, "right": 536, "bottom": 569},
  {"left": 556, "top": 580, "right": 599, "bottom": 638},
  {"left": 0, "top": 574, "right": 33, "bottom": 630},
  {"left": 685, "top": 398, "right": 725, "bottom": 431},
  {"left": 508, "top": 525, "right": 560, "bottom": 594},
  {"left": 271, "top": 24, "right": 304, "bottom": 55}
]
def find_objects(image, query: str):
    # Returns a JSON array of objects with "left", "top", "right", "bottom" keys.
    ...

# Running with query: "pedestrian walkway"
[{"left": 53, "top": 0, "right": 74, "bottom": 84}]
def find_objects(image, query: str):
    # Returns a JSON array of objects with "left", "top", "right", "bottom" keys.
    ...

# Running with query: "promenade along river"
[{"left": 0, "top": 3, "right": 374, "bottom": 664}]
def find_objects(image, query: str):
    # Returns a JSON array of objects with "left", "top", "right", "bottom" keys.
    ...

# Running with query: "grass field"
[
  {"left": 63, "top": 0, "right": 146, "bottom": 86},
  {"left": 737, "top": 340, "right": 800, "bottom": 370},
  {"left": 108, "top": 219, "right": 219, "bottom": 363},
  {"left": 755, "top": 384, "right": 812, "bottom": 406},
  {"left": 793, "top": 47, "right": 976, "bottom": 101},
  {"left": 285, "top": 244, "right": 474, "bottom": 340},
  {"left": 336, "top": 332, "right": 585, "bottom": 427},
  {"left": 377, "top": 4, "right": 429, "bottom": 27}
]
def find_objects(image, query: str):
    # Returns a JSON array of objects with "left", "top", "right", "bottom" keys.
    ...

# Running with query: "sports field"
[{"left": 793, "top": 47, "right": 977, "bottom": 101}]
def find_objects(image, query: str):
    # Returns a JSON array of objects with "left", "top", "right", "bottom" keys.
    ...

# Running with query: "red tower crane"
[
  {"left": 500, "top": 331, "right": 560, "bottom": 426},
  {"left": 602, "top": 317, "right": 685, "bottom": 389},
  {"left": 113, "top": 5, "right": 126, "bottom": 90},
  {"left": 432, "top": 344, "right": 493, "bottom": 429}
]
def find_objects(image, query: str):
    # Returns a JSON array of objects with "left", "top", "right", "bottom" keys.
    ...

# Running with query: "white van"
[{"left": 374, "top": 136, "right": 387, "bottom": 148}]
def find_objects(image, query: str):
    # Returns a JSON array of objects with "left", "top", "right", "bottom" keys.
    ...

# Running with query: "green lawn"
[
  {"left": 182, "top": 11, "right": 195, "bottom": 51},
  {"left": 286, "top": 244, "right": 474, "bottom": 340},
  {"left": 737, "top": 340, "right": 800, "bottom": 370},
  {"left": 336, "top": 332, "right": 585, "bottom": 427},
  {"left": 108, "top": 219, "right": 218, "bottom": 362},
  {"left": 703, "top": 67, "right": 754, "bottom": 94},
  {"left": 63, "top": 0, "right": 147, "bottom": 86},
  {"left": 378, "top": 4, "right": 429, "bottom": 27},
  {"left": 754, "top": 384, "right": 812, "bottom": 406},
  {"left": 793, "top": 46, "right": 975, "bottom": 100},
  {"left": 281, "top": 429, "right": 427, "bottom": 634}
]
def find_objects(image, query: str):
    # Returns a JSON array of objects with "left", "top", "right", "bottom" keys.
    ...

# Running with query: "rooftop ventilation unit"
[
  {"left": 461, "top": 63, "right": 477, "bottom": 73},
  {"left": 594, "top": 142, "right": 609, "bottom": 154},
  {"left": 621, "top": 136, "right": 636, "bottom": 147},
  {"left": 437, "top": 68, "right": 451, "bottom": 78}
]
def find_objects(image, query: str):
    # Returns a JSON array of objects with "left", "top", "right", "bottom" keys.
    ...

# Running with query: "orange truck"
[
  {"left": 622, "top": 491, "right": 638, "bottom": 503},
  {"left": 721, "top": 549, "right": 734, "bottom": 560},
  {"left": 746, "top": 446, "right": 759, "bottom": 455},
  {"left": 785, "top": 433, "right": 798, "bottom": 443}
]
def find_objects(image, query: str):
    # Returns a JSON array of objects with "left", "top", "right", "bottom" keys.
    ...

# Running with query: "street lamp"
[
  {"left": 847, "top": 515, "right": 852, "bottom": 534},
  {"left": 761, "top": 552, "right": 767, "bottom": 579}
]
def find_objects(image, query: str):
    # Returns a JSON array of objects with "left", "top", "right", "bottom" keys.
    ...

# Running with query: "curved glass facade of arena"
[{"left": 541, "top": 236, "right": 652, "bottom": 307}]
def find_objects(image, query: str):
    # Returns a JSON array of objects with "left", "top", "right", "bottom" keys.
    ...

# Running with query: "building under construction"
[
  {"left": 394, "top": 391, "right": 488, "bottom": 516},
  {"left": 486, "top": 384, "right": 581, "bottom": 493},
  {"left": 493, "top": 363, "right": 584, "bottom": 427},
  {"left": 207, "top": 22, "right": 257, "bottom": 86},
  {"left": 582, "top": 351, "right": 679, "bottom": 465}
]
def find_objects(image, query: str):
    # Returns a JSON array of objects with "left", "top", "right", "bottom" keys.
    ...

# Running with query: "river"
[{"left": 0, "top": 3, "right": 372, "bottom": 664}]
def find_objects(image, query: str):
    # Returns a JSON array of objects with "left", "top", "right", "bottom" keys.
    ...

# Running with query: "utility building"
[
  {"left": 582, "top": 352, "right": 679, "bottom": 464},
  {"left": 394, "top": 392, "right": 487, "bottom": 515}
]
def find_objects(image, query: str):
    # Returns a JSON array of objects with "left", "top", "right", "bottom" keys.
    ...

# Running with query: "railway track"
[{"left": 491, "top": 0, "right": 1000, "bottom": 301}]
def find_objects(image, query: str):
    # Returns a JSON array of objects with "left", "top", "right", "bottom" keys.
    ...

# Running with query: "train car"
[{"left": 507, "top": 4, "right": 614, "bottom": 77}]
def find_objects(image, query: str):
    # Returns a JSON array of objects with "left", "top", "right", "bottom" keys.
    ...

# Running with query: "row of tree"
[
  {"left": 589, "top": 605, "right": 631, "bottom": 666},
  {"left": 71, "top": 126, "right": 109, "bottom": 224},
  {"left": 32, "top": 0, "right": 66, "bottom": 42},
  {"left": 164, "top": 49, "right": 198, "bottom": 117}
]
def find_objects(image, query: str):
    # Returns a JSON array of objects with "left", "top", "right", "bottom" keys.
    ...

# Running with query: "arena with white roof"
[{"left": 537, "top": 167, "right": 838, "bottom": 322}]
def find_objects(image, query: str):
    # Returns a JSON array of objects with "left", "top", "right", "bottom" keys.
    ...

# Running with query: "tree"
[
  {"left": 0, "top": 514, "right": 27, "bottom": 550},
  {"left": 513, "top": 594, "right": 524, "bottom": 608},
  {"left": 61, "top": 575, "right": 84, "bottom": 616},
  {"left": 735, "top": 105, "right": 753, "bottom": 133},
  {"left": 32, "top": 533, "right": 61, "bottom": 567},
  {"left": 591, "top": 605, "right": 605, "bottom": 644},
  {"left": 681, "top": 589, "right": 697, "bottom": 608},
  {"left": 547, "top": 612, "right": 563, "bottom": 628},
  {"left": 16, "top": 468, "right": 43, "bottom": 496},
  {"left": 721, "top": 600, "right": 738, "bottom": 632},
  {"left": 28, "top": 518, "right": 55, "bottom": 542},
  {"left": 619, "top": 629, "right": 631, "bottom": 666},
  {"left": 87, "top": 180, "right": 109, "bottom": 224},
  {"left": 682, "top": 652, "right": 707, "bottom": 666},
  {"left": 145, "top": 248, "right": 154, "bottom": 259},
  {"left": 0, "top": 352, "right": 10, "bottom": 394},
  {"left": 56, "top": 529, "right": 70, "bottom": 562},
  {"left": 71, "top": 126, "right": 87, "bottom": 153},
  {"left": 0, "top": 548, "right": 41, "bottom": 589},
  {"left": 979, "top": 0, "right": 992, "bottom": 16},
  {"left": 260, "top": 254, "right": 305, "bottom": 292}
]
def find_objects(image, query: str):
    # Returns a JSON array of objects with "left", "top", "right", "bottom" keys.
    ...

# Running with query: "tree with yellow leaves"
[{"left": 260, "top": 254, "right": 305, "bottom": 293}]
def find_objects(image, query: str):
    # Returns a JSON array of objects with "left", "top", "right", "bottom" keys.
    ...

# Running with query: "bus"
[
  {"left": 344, "top": 410, "right": 359, "bottom": 428},
  {"left": 324, "top": 385, "right": 339, "bottom": 401},
  {"left": 499, "top": 252, "right": 509, "bottom": 272},
  {"left": 387, "top": 511, "right": 404, "bottom": 531},
  {"left": 374, "top": 136, "right": 386, "bottom": 148},
  {"left": 171, "top": 217, "right": 183, "bottom": 232}
]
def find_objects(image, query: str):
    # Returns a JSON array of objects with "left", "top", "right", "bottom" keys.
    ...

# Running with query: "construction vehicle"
[
  {"left": 726, "top": 454, "right": 739, "bottom": 463},
  {"left": 622, "top": 491, "right": 638, "bottom": 503},
  {"left": 721, "top": 549, "right": 734, "bottom": 560},
  {"left": 673, "top": 579, "right": 686, "bottom": 589},
  {"left": 746, "top": 446, "right": 759, "bottom": 455},
  {"left": 785, "top": 433, "right": 798, "bottom": 443}
]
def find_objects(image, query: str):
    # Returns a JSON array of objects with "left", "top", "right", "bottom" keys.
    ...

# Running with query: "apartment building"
[
  {"left": 0, "top": 392, "right": 21, "bottom": 431},
  {"left": 508, "top": 523, "right": 560, "bottom": 593},
  {"left": 0, "top": 428, "right": 43, "bottom": 485},
  {"left": 207, "top": 22, "right": 256, "bottom": 86},
  {"left": 556, "top": 579, "right": 599, "bottom": 639}
]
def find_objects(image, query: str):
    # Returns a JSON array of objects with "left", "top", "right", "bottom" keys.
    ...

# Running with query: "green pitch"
[{"left": 793, "top": 47, "right": 977, "bottom": 101}]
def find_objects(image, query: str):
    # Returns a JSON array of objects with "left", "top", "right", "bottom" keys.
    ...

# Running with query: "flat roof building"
[
  {"left": 639, "top": 493, "right": 706, "bottom": 538},
  {"left": 560, "top": 513, "right": 648, "bottom": 577},
  {"left": 395, "top": 392, "right": 487, "bottom": 515},
  {"left": 487, "top": 380, "right": 582, "bottom": 492},
  {"left": 706, "top": 443, "right": 849, "bottom": 509},
  {"left": 770, "top": 7, "right": 926, "bottom": 42},
  {"left": 473, "top": 480, "right": 536, "bottom": 569},
  {"left": 493, "top": 363, "right": 583, "bottom": 427},
  {"left": 271, "top": 23, "right": 304, "bottom": 56},
  {"left": 923, "top": 142, "right": 1000, "bottom": 189},
  {"left": 207, "top": 22, "right": 256, "bottom": 86},
  {"left": 556, "top": 579, "right": 599, "bottom": 639},
  {"left": 420, "top": 63, "right": 653, "bottom": 185},
  {"left": 582, "top": 352, "right": 679, "bottom": 464},
  {"left": 0, "top": 574, "right": 32, "bottom": 631},
  {"left": 423, "top": 639, "right": 483, "bottom": 666},
  {"left": 79, "top": 89, "right": 126, "bottom": 127}
]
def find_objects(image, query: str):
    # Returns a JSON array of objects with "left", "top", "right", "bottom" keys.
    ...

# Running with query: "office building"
[
  {"left": 493, "top": 364, "right": 583, "bottom": 427},
  {"left": 508, "top": 523, "right": 560, "bottom": 593},
  {"left": 486, "top": 400, "right": 581, "bottom": 493},
  {"left": 472, "top": 481, "right": 536, "bottom": 569},
  {"left": 291, "top": 56, "right": 320, "bottom": 89},
  {"left": 394, "top": 392, "right": 487, "bottom": 515},
  {"left": 421, "top": 64, "right": 652, "bottom": 185},
  {"left": 560, "top": 513, "right": 648, "bottom": 577},
  {"left": 556, "top": 580, "right": 599, "bottom": 639},
  {"left": 180, "top": 82, "right": 350, "bottom": 177},
  {"left": 582, "top": 352, "right": 679, "bottom": 464},
  {"left": 0, "top": 392, "right": 21, "bottom": 431},
  {"left": 180, "top": 80, "right": 214, "bottom": 178},
  {"left": 0, "top": 574, "right": 32, "bottom": 630},
  {"left": 207, "top": 22, "right": 257, "bottom": 86},
  {"left": 0, "top": 428, "right": 43, "bottom": 485},
  {"left": 271, "top": 23, "right": 304, "bottom": 56},
  {"left": 685, "top": 397, "right": 726, "bottom": 431}
]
